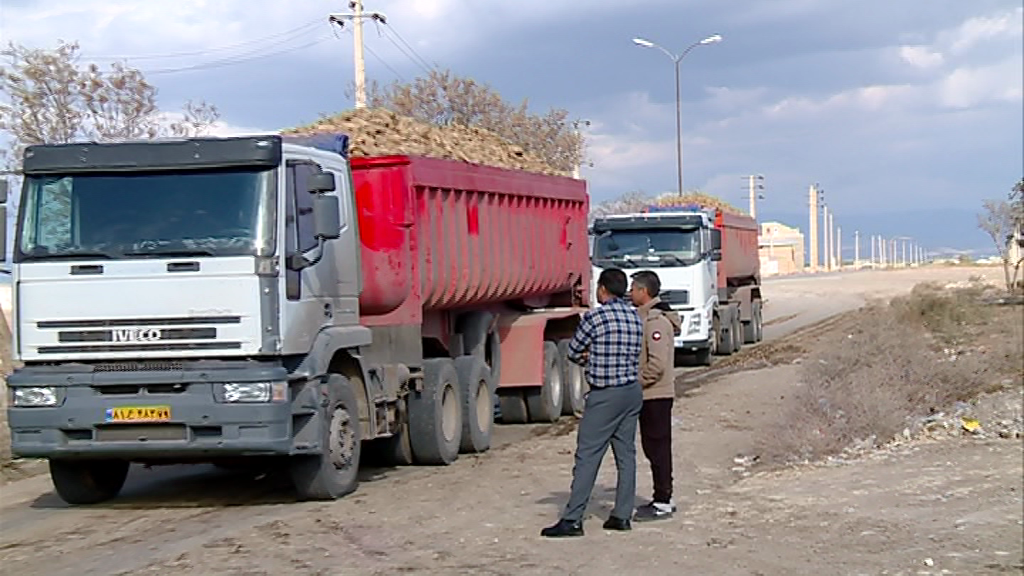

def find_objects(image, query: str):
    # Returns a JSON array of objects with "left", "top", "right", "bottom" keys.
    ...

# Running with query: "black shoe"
[
  {"left": 540, "top": 519, "right": 584, "bottom": 538},
  {"left": 633, "top": 501, "right": 675, "bottom": 522},
  {"left": 602, "top": 516, "right": 631, "bottom": 531}
]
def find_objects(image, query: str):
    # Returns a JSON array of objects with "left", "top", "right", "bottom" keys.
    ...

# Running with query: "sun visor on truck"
[
  {"left": 280, "top": 133, "right": 350, "bottom": 160},
  {"left": 21, "top": 135, "right": 284, "bottom": 174}
]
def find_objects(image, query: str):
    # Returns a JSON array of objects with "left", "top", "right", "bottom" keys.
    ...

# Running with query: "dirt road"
[{"left": 1, "top": 265, "right": 1019, "bottom": 575}]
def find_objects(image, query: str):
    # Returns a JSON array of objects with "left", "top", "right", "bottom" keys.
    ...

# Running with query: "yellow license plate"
[{"left": 105, "top": 406, "right": 172, "bottom": 423}]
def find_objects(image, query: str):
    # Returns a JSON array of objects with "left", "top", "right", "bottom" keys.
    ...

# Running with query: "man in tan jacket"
[{"left": 629, "top": 270, "right": 682, "bottom": 522}]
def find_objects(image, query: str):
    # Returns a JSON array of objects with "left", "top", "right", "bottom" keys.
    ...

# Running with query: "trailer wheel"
[
  {"left": 408, "top": 358, "right": 462, "bottom": 465},
  {"left": 455, "top": 355, "right": 493, "bottom": 453},
  {"left": 557, "top": 339, "right": 586, "bottom": 417},
  {"left": 754, "top": 301, "right": 764, "bottom": 342},
  {"left": 498, "top": 390, "right": 529, "bottom": 424},
  {"left": 526, "top": 341, "right": 562, "bottom": 423},
  {"left": 48, "top": 459, "right": 129, "bottom": 505},
  {"left": 290, "top": 374, "right": 362, "bottom": 501}
]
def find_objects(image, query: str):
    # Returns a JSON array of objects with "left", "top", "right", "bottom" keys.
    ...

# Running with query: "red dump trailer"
[{"left": 348, "top": 154, "right": 592, "bottom": 432}]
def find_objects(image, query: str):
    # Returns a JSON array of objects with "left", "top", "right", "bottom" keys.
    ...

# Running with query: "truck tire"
[
  {"left": 557, "top": 339, "right": 586, "bottom": 417},
  {"left": 716, "top": 312, "right": 734, "bottom": 356},
  {"left": 291, "top": 374, "right": 362, "bottom": 501},
  {"left": 455, "top": 355, "right": 493, "bottom": 453},
  {"left": 364, "top": 398, "right": 414, "bottom": 467},
  {"left": 731, "top": 313, "right": 743, "bottom": 353},
  {"left": 743, "top": 300, "right": 763, "bottom": 344},
  {"left": 498, "top": 390, "right": 529, "bottom": 424},
  {"left": 48, "top": 459, "right": 129, "bottom": 505},
  {"left": 408, "top": 358, "right": 462, "bottom": 465},
  {"left": 693, "top": 346, "right": 713, "bottom": 366},
  {"left": 526, "top": 341, "right": 562, "bottom": 423},
  {"left": 754, "top": 301, "right": 764, "bottom": 342}
]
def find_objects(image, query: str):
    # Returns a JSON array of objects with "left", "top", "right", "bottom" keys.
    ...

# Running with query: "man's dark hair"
[
  {"left": 630, "top": 270, "right": 661, "bottom": 298},
  {"left": 598, "top": 268, "right": 628, "bottom": 298}
]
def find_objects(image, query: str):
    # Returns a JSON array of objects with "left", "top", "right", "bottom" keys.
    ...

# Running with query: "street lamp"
[{"left": 633, "top": 33, "right": 722, "bottom": 195}]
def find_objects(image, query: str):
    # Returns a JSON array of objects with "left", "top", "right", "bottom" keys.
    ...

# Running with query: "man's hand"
[{"left": 580, "top": 350, "right": 589, "bottom": 364}]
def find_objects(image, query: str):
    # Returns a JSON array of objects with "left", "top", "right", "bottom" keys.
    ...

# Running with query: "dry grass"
[{"left": 760, "top": 282, "right": 1024, "bottom": 465}]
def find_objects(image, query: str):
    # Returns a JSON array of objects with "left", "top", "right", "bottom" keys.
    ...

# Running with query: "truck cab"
[{"left": 589, "top": 204, "right": 762, "bottom": 366}]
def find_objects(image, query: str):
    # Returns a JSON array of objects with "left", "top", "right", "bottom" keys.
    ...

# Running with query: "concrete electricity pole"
[
  {"left": 329, "top": 1, "right": 387, "bottom": 109},
  {"left": 827, "top": 210, "right": 835, "bottom": 271},
  {"left": 808, "top": 184, "right": 821, "bottom": 272},
  {"left": 837, "top": 225, "right": 843, "bottom": 270},
  {"left": 822, "top": 204, "right": 830, "bottom": 271},
  {"left": 747, "top": 174, "right": 764, "bottom": 219},
  {"left": 854, "top": 230, "right": 860, "bottom": 267},
  {"left": 869, "top": 234, "right": 876, "bottom": 266}
]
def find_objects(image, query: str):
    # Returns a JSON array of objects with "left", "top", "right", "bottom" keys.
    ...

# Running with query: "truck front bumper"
[
  {"left": 6, "top": 361, "right": 301, "bottom": 460},
  {"left": 673, "top": 335, "right": 712, "bottom": 351}
]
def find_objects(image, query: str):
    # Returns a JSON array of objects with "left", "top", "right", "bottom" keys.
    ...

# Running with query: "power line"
[
  {"left": 83, "top": 19, "right": 324, "bottom": 62},
  {"left": 145, "top": 36, "right": 334, "bottom": 75},
  {"left": 333, "top": 25, "right": 405, "bottom": 82},
  {"left": 376, "top": 22, "right": 433, "bottom": 72}
]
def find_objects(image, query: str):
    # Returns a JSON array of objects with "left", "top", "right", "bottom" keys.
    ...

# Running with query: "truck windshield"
[
  {"left": 593, "top": 228, "right": 703, "bottom": 267},
  {"left": 17, "top": 168, "right": 274, "bottom": 261}
]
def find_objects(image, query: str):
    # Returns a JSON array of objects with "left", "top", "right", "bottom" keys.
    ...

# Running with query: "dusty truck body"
[
  {"left": 2, "top": 133, "right": 591, "bottom": 504},
  {"left": 590, "top": 204, "right": 762, "bottom": 365}
]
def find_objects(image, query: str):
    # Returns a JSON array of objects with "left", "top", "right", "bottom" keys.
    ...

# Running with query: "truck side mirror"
[
  {"left": 313, "top": 194, "right": 341, "bottom": 240},
  {"left": 307, "top": 172, "right": 336, "bottom": 193},
  {"left": 710, "top": 229, "right": 722, "bottom": 261},
  {"left": 0, "top": 179, "right": 8, "bottom": 204}
]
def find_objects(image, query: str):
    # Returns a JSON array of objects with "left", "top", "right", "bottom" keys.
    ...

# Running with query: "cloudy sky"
[{"left": 1, "top": 0, "right": 1022, "bottom": 257}]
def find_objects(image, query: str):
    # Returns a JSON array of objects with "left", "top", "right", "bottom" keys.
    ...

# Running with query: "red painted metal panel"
[
  {"left": 350, "top": 155, "right": 591, "bottom": 326},
  {"left": 715, "top": 210, "right": 761, "bottom": 288},
  {"left": 496, "top": 309, "right": 586, "bottom": 388}
]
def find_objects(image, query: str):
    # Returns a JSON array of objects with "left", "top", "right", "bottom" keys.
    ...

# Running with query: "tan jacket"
[{"left": 638, "top": 297, "right": 682, "bottom": 400}]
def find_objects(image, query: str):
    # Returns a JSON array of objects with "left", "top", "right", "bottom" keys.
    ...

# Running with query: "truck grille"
[
  {"left": 659, "top": 290, "right": 689, "bottom": 305},
  {"left": 36, "top": 316, "right": 242, "bottom": 355}
]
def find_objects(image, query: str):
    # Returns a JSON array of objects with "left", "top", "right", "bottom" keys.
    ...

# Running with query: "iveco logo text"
[{"left": 112, "top": 328, "right": 162, "bottom": 342}]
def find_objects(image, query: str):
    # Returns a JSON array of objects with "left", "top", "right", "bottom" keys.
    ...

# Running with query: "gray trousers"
[{"left": 562, "top": 383, "right": 644, "bottom": 522}]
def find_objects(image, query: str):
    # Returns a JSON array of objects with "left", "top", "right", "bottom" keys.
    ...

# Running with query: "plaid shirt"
[{"left": 567, "top": 297, "right": 645, "bottom": 388}]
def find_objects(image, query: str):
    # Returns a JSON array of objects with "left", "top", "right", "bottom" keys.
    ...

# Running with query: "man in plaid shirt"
[{"left": 541, "top": 267, "right": 645, "bottom": 537}]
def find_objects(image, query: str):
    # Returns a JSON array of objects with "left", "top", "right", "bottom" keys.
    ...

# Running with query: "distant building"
[{"left": 759, "top": 221, "right": 805, "bottom": 276}]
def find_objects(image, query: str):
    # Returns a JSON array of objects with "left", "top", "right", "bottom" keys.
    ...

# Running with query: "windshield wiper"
[{"left": 122, "top": 248, "right": 217, "bottom": 258}]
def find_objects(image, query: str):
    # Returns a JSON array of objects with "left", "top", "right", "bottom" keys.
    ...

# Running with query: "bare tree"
[
  {"left": 362, "top": 68, "right": 584, "bottom": 174},
  {"left": 978, "top": 187, "right": 1024, "bottom": 292},
  {"left": 0, "top": 40, "right": 220, "bottom": 171}
]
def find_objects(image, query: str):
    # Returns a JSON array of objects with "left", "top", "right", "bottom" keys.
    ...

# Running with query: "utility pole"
[
  {"left": 808, "top": 184, "right": 819, "bottom": 272},
  {"left": 837, "top": 225, "right": 843, "bottom": 270},
  {"left": 902, "top": 239, "right": 907, "bottom": 267},
  {"left": 822, "top": 204, "right": 830, "bottom": 271},
  {"left": 827, "top": 210, "right": 834, "bottom": 271},
  {"left": 854, "top": 230, "right": 860, "bottom": 267},
  {"left": 747, "top": 174, "right": 764, "bottom": 220},
  {"left": 329, "top": 2, "right": 387, "bottom": 109},
  {"left": 870, "top": 234, "right": 875, "bottom": 266}
]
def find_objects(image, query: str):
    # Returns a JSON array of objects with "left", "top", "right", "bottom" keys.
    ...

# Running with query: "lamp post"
[{"left": 633, "top": 33, "right": 722, "bottom": 195}]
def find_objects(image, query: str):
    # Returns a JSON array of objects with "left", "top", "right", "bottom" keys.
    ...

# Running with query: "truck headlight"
[
  {"left": 687, "top": 314, "right": 702, "bottom": 335},
  {"left": 12, "top": 387, "right": 58, "bottom": 407},
  {"left": 221, "top": 382, "right": 287, "bottom": 403}
]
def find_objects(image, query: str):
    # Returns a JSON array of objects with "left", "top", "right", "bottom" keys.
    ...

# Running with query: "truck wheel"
[
  {"left": 754, "top": 301, "right": 764, "bottom": 342},
  {"left": 365, "top": 398, "right": 414, "bottom": 467},
  {"left": 526, "top": 341, "right": 562, "bottom": 423},
  {"left": 48, "top": 459, "right": 129, "bottom": 505},
  {"left": 408, "top": 358, "right": 462, "bottom": 465},
  {"left": 744, "top": 301, "right": 763, "bottom": 344},
  {"left": 455, "top": 355, "right": 493, "bottom": 453},
  {"left": 498, "top": 390, "right": 529, "bottom": 424},
  {"left": 291, "top": 374, "right": 362, "bottom": 501},
  {"left": 731, "top": 314, "right": 743, "bottom": 352},
  {"left": 694, "top": 346, "right": 713, "bottom": 366},
  {"left": 557, "top": 339, "right": 586, "bottom": 417},
  {"left": 716, "top": 312, "right": 734, "bottom": 356}
]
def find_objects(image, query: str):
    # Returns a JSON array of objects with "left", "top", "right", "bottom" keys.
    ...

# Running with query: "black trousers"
[{"left": 639, "top": 397, "right": 674, "bottom": 503}]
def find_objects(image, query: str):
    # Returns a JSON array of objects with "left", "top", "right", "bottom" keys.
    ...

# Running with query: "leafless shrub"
[
  {"left": 760, "top": 284, "right": 1023, "bottom": 465},
  {"left": 0, "top": 40, "right": 220, "bottom": 170}
]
